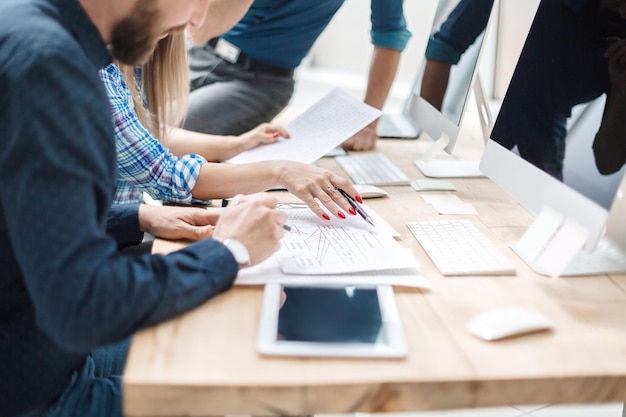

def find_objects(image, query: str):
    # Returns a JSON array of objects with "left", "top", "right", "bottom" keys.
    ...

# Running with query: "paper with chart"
[
  {"left": 236, "top": 261, "right": 430, "bottom": 289},
  {"left": 279, "top": 207, "right": 417, "bottom": 275},
  {"left": 277, "top": 208, "right": 416, "bottom": 274},
  {"left": 234, "top": 206, "right": 427, "bottom": 287},
  {"left": 226, "top": 89, "right": 382, "bottom": 164}
]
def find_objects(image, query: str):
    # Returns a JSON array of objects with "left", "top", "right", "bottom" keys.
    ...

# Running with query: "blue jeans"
[
  {"left": 36, "top": 339, "right": 131, "bottom": 417},
  {"left": 184, "top": 43, "right": 295, "bottom": 135}
]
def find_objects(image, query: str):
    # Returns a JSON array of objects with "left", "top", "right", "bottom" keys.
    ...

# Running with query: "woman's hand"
[
  {"left": 276, "top": 161, "right": 363, "bottom": 221},
  {"left": 236, "top": 123, "right": 290, "bottom": 152}
]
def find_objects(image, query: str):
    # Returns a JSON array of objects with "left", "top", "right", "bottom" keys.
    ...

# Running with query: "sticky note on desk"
[
  {"left": 421, "top": 194, "right": 463, "bottom": 205},
  {"left": 411, "top": 179, "right": 457, "bottom": 191},
  {"left": 432, "top": 203, "right": 478, "bottom": 215}
]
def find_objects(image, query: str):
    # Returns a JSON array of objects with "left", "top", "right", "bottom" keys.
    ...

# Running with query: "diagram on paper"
[{"left": 277, "top": 209, "right": 416, "bottom": 275}]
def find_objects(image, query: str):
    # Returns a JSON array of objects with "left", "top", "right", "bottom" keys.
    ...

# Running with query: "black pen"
[{"left": 337, "top": 188, "right": 375, "bottom": 227}]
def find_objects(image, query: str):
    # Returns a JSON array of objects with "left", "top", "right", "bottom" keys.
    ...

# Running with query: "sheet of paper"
[
  {"left": 236, "top": 263, "right": 430, "bottom": 289},
  {"left": 226, "top": 89, "right": 381, "bottom": 164},
  {"left": 421, "top": 193, "right": 463, "bottom": 205},
  {"left": 278, "top": 208, "right": 416, "bottom": 274},
  {"left": 278, "top": 203, "right": 399, "bottom": 237},
  {"left": 432, "top": 203, "right": 478, "bottom": 215},
  {"left": 411, "top": 179, "right": 457, "bottom": 191}
]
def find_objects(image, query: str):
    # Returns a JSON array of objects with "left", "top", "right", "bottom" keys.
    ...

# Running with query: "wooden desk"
[{"left": 122, "top": 138, "right": 626, "bottom": 417}]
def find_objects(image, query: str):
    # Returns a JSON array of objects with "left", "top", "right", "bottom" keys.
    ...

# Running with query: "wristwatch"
[{"left": 221, "top": 238, "right": 251, "bottom": 268}]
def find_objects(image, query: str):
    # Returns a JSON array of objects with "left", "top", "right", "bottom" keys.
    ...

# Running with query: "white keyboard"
[
  {"left": 336, "top": 153, "right": 411, "bottom": 186},
  {"left": 407, "top": 219, "right": 516, "bottom": 276}
]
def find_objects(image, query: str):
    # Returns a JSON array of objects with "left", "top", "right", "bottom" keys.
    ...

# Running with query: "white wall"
[
  {"left": 303, "top": 0, "right": 540, "bottom": 104},
  {"left": 309, "top": 0, "right": 438, "bottom": 84}
]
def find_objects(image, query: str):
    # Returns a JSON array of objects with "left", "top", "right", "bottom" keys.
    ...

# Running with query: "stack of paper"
[{"left": 236, "top": 205, "right": 430, "bottom": 289}]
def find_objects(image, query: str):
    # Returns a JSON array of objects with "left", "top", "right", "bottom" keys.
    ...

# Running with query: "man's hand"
[
  {"left": 212, "top": 194, "right": 288, "bottom": 266},
  {"left": 342, "top": 45, "right": 401, "bottom": 151},
  {"left": 138, "top": 204, "right": 219, "bottom": 241},
  {"left": 342, "top": 124, "right": 378, "bottom": 151}
]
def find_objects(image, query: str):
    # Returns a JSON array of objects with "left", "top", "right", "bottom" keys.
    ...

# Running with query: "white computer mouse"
[
  {"left": 353, "top": 184, "right": 389, "bottom": 199},
  {"left": 467, "top": 307, "right": 554, "bottom": 341}
]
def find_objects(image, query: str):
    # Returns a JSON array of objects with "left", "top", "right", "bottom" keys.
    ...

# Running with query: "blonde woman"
[{"left": 101, "top": 30, "right": 362, "bottom": 220}]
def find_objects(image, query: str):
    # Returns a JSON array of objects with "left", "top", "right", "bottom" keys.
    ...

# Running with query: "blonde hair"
[{"left": 117, "top": 30, "right": 189, "bottom": 141}]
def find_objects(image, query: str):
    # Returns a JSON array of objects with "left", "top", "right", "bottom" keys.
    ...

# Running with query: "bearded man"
[{"left": 0, "top": 1, "right": 287, "bottom": 416}]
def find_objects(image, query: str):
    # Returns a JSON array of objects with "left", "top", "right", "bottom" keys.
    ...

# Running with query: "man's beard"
[{"left": 109, "top": 0, "right": 162, "bottom": 65}]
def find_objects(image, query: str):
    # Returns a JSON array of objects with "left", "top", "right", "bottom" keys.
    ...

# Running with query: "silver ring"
[{"left": 325, "top": 185, "right": 336, "bottom": 195}]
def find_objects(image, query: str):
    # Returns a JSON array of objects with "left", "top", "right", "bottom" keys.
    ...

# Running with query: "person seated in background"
[
  {"left": 183, "top": 0, "right": 412, "bottom": 151},
  {"left": 419, "top": 0, "right": 494, "bottom": 110},
  {"left": 104, "top": 29, "right": 362, "bottom": 221},
  {"left": 0, "top": 0, "right": 290, "bottom": 416}
]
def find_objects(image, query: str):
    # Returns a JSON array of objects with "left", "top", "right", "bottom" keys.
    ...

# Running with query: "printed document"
[
  {"left": 277, "top": 208, "right": 416, "bottom": 274},
  {"left": 234, "top": 206, "right": 428, "bottom": 288},
  {"left": 226, "top": 89, "right": 382, "bottom": 164}
]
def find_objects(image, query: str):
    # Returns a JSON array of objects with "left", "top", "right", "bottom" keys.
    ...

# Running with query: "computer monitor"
[
  {"left": 480, "top": 0, "right": 626, "bottom": 276},
  {"left": 411, "top": 0, "right": 497, "bottom": 178}
]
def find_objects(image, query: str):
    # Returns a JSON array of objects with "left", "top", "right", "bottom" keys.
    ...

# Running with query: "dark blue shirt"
[
  {"left": 220, "top": 0, "right": 411, "bottom": 69},
  {"left": 491, "top": 0, "right": 611, "bottom": 179},
  {"left": 425, "top": 0, "right": 494, "bottom": 65},
  {"left": 0, "top": 0, "right": 238, "bottom": 415}
]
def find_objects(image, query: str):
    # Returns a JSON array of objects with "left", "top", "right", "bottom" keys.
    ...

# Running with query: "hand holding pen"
[{"left": 337, "top": 188, "right": 375, "bottom": 227}]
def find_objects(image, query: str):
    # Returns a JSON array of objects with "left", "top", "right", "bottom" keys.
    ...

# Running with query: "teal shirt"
[{"left": 220, "top": 0, "right": 412, "bottom": 69}]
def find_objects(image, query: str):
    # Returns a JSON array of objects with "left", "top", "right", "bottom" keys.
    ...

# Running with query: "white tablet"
[{"left": 257, "top": 284, "right": 407, "bottom": 358}]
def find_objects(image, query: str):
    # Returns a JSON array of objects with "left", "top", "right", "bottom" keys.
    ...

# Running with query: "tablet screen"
[
  {"left": 277, "top": 286, "right": 383, "bottom": 343},
  {"left": 257, "top": 284, "right": 406, "bottom": 358}
]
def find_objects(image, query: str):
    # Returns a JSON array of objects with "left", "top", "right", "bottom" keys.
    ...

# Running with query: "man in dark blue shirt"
[
  {"left": 0, "top": 0, "right": 287, "bottom": 416},
  {"left": 491, "top": 0, "right": 626, "bottom": 180},
  {"left": 420, "top": 0, "right": 494, "bottom": 111}
]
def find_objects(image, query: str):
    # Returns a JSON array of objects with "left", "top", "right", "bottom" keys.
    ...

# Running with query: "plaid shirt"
[{"left": 100, "top": 64, "right": 207, "bottom": 205}]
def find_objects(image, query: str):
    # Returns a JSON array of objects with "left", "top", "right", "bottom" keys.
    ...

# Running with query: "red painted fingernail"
[
  {"left": 323, "top": 214, "right": 331, "bottom": 221},
  {"left": 337, "top": 211, "right": 346, "bottom": 219},
  {"left": 349, "top": 208, "right": 357, "bottom": 216},
  {"left": 272, "top": 132, "right": 280, "bottom": 139},
  {"left": 355, "top": 195, "right": 363, "bottom": 204}
]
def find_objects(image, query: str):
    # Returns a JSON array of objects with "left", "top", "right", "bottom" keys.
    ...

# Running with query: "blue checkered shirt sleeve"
[{"left": 100, "top": 64, "right": 208, "bottom": 205}]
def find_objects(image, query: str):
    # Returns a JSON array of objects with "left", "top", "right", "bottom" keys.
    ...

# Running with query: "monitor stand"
[
  {"left": 510, "top": 237, "right": 626, "bottom": 276},
  {"left": 414, "top": 75, "right": 492, "bottom": 179}
]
